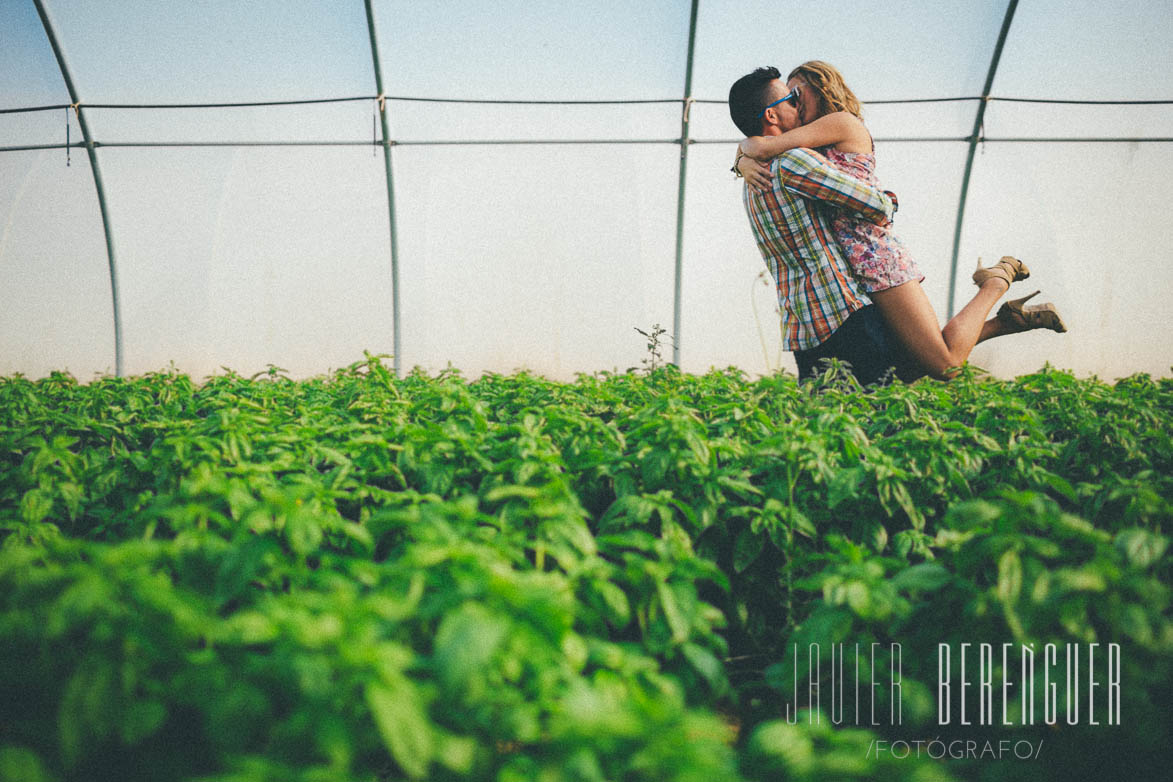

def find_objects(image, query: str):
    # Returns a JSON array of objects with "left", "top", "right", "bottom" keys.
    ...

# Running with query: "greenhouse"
[
  {"left": 1, "top": 2, "right": 1170, "bottom": 781},
  {"left": 3, "top": 0, "right": 1171, "bottom": 381}
]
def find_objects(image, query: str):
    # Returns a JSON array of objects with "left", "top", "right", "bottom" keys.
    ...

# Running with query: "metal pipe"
[
  {"left": 371, "top": 96, "right": 678, "bottom": 105},
  {"left": 32, "top": 0, "right": 125, "bottom": 377},
  {"left": 968, "top": 136, "right": 1173, "bottom": 143},
  {"left": 91, "top": 96, "right": 678, "bottom": 108},
  {"left": 99, "top": 141, "right": 374, "bottom": 148},
  {"left": 8, "top": 95, "right": 1170, "bottom": 115},
  {"left": 0, "top": 103, "right": 72, "bottom": 114},
  {"left": 990, "top": 96, "right": 1173, "bottom": 105},
  {"left": 84, "top": 96, "right": 376, "bottom": 109},
  {"left": 6, "top": 134, "right": 1172, "bottom": 155},
  {"left": 363, "top": 0, "right": 402, "bottom": 377},
  {"left": 691, "top": 96, "right": 984, "bottom": 106},
  {"left": 946, "top": 0, "right": 1019, "bottom": 319},
  {"left": 1, "top": 143, "right": 87, "bottom": 152},
  {"left": 690, "top": 136, "right": 973, "bottom": 144},
  {"left": 672, "top": 0, "right": 700, "bottom": 367},
  {"left": 0, "top": 139, "right": 677, "bottom": 151},
  {"left": 385, "top": 138, "right": 674, "bottom": 146}
]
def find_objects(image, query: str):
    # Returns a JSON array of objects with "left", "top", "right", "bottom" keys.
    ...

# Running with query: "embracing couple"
[{"left": 728, "top": 62, "right": 1066, "bottom": 385}]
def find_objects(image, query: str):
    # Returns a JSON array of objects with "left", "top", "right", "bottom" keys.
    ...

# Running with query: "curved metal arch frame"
[
  {"left": 671, "top": 0, "right": 701, "bottom": 367},
  {"left": 363, "top": 0, "right": 402, "bottom": 377},
  {"left": 946, "top": 0, "right": 1020, "bottom": 318},
  {"left": 33, "top": 0, "right": 124, "bottom": 377}
]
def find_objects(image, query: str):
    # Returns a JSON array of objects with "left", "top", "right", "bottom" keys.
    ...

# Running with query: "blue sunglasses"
[{"left": 757, "top": 85, "right": 801, "bottom": 118}]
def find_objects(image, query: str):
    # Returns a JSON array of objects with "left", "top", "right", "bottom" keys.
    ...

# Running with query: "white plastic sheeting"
[{"left": 1, "top": 0, "right": 1170, "bottom": 380}]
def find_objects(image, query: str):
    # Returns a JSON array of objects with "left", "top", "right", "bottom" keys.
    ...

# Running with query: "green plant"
[
  {"left": 0, "top": 362, "right": 1168, "bottom": 781},
  {"left": 633, "top": 324, "right": 674, "bottom": 372}
]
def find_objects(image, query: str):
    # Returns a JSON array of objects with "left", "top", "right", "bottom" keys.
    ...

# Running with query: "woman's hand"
[
  {"left": 737, "top": 154, "right": 774, "bottom": 193},
  {"left": 739, "top": 136, "right": 771, "bottom": 160}
]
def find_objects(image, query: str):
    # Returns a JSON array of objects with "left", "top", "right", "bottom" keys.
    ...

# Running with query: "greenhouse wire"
[
  {"left": 947, "top": 0, "right": 1019, "bottom": 321},
  {"left": 672, "top": 0, "right": 701, "bottom": 368},
  {"left": 7, "top": 96, "right": 1172, "bottom": 116},
  {"left": 9, "top": 135, "right": 1173, "bottom": 155},
  {"left": 362, "top": 0, "right": 402, "bottom": 378},
  {"left": 30, "top": 0, "right": 125, "bottom": 378}
]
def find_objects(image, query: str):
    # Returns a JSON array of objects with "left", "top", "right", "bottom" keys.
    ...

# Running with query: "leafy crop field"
[{"left": 1, "top": 358, "right": 1169, "bottom": 782}]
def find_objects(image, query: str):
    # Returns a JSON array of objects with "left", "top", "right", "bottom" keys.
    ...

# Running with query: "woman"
[{"left": 736, "top": 61, "right": 1065, "bottom": 380}]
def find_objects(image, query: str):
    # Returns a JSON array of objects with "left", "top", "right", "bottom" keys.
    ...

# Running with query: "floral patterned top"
[{"left": 824, "top": 147, "right": 924, "bottom": 293}]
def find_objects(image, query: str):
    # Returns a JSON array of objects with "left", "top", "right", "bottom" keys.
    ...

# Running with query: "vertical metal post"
[
  {"left": 946, "top": 0, "right": 1019, "bottom": 318},
  {"left": 33, "top": 0, "right": 125, "bottom": 376},
  {"left": 672, "top": 0, "right": 700, "bottom": 366},
  {"left": 363, "top": 0, "right": 402, "bottom": 377}
]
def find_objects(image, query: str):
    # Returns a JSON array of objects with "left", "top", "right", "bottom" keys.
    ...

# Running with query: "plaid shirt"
[{"left": 743, "top": 148, "right": 897, "bottom": 351}]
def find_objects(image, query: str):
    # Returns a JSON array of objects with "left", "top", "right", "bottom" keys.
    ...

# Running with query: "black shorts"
[{"left": 793, "top": 304, "right": 920, "bottom": 386}]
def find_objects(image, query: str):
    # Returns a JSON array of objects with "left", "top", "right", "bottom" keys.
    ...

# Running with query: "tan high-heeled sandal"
[
  {"left": 973, "top": 255, "right": 1030, "bottom": 288},
  {"left": 997, "top": 290, "right": 1067, "bottom": 333}
]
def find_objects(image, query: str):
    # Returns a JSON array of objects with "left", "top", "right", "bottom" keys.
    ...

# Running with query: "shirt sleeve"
[{"left": 774, "top": 148, "right": 896, "bottom": 225}]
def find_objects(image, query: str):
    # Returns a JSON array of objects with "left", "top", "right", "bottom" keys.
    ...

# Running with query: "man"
[{"left": 728, "top": 66, "right": 913, "bottom": 385}]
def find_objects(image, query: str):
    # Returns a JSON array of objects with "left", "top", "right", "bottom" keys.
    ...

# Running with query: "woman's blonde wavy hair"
[{"left": 787, "top": 60, "right": 863, "bottom": 120}]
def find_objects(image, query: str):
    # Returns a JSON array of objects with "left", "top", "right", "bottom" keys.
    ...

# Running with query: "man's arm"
[{"left": 774, "top": 148, "right": 896, "bottom": 225}]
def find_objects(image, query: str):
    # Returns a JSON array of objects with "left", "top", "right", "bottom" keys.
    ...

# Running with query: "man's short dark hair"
[{"left": 728, "top": 66, "right": 781, "bottom": 137}]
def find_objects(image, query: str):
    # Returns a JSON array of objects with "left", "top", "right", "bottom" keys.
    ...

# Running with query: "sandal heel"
[
  {"left": 973, "top": 255, "right": 1031, "bottom": 288},
  {"left": 997, "top": 290, "right": 1067, "bottom": 333}
]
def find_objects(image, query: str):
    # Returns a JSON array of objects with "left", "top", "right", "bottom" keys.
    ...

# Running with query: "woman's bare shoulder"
[
  {"left": 822, "top": 111, "right": 866, "bottom": 131},
  {"left": 821, "top": 111, "right": 871, "bottom": 151}
]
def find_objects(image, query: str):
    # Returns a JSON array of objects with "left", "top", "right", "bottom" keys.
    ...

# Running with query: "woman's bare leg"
[
  {"left": 871, "top": 278, "right": 1008, "bottom": 379},
  {"left": 976, "top": 313, "right": 1018, "bottom": 342}
]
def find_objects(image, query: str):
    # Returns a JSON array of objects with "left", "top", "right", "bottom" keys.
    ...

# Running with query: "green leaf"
[
  {"left": 57, "top": 482, "right": 84, "bottom": 519},
  {"left": 595, "top": 580, "right": 630, "bottom": 626},
  {"left": 785, "top": 506, "right": 817, "bottom": 539},
  {"left": 484, "top": 485, "right": 540, "bottom": 503},
  {"left": 433, "top": 603, "right": 509, "bottom": 692},
  {"left": 684, "top": 430, "right": 711, "bottom": 466},
  {"left": 19, "top": 489, "right": 53, "bottom": 525},
  {"left": 1052, "top": 567, "right": 1107, "bottom": 594},
  {"left": 681, "top": 642, "right": 727, "bottom": 693},
  {"left": 1114, "top": 603, "right": 1153, "bottom": 644},
  {"left": 366, "top": 678, "right": 434, "bottom": 780},
  {"left": 857, "top": 518, "right": 888, "bottom": 553},
  {"left": 827, "top": 466, "right": 864, "bottom": 509},
  {"left": 340, "top": 520, "right": 375, "bottom": 552},
  {"left": 1115, "top": 528, "right": 1168, "bottom": 569},
  {"left": 748, "top": 721, "right": 813, "bottom": 771},
  {"left": 1050, "top": 512, "right": 1111, "bottom": 544},
  {"left": 733, "top": 528, "right": 763, "bottom": 573},
  {"left": 285, "top": 508, "right": 323, "bottom": 555},
  {"left": 215, "top": 537, "right": 276, "bottom": 605},
  {"left": 224, "top": 611, "right": 279, "bottom": 644},
  {"left": 657, "top": 580, "right": 691, "bottom": 643},
  {"left": 59, "top": 657, "right": 116, "bottom": 765},
  {"left": 434, "top": 732, "right": 478, "bottom": 774},
  {"left": 997, "top": 549, "right": 1023, "bottom": 604},
  {"left": 890, "top": 563, "right": 951, "bottom": 592},
  {"left": 844, "top": 581, "right": 870, "bottom": 615},
  {"left": 716, "top": 474, "right": 761, "bottom": 497},
  {"left": 1042, "top": 472, "right": 1079, "bottom": 503},
  {"left": 944, "top": 500, "right": 1002, "bottom": 530},
  {"left": 0, "top": 746, "right": 52, "bottom": 782},
  {"left": 120, "top": 700, "right": 167, "bottom": 745},
  {"left": 791, "top": 605, "right": 854, "bottom": 647}
]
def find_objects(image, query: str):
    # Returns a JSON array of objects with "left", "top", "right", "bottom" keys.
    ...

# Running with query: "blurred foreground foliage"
[{"left": 0, "top": 358, "right": 1169, "bottom": 781}]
